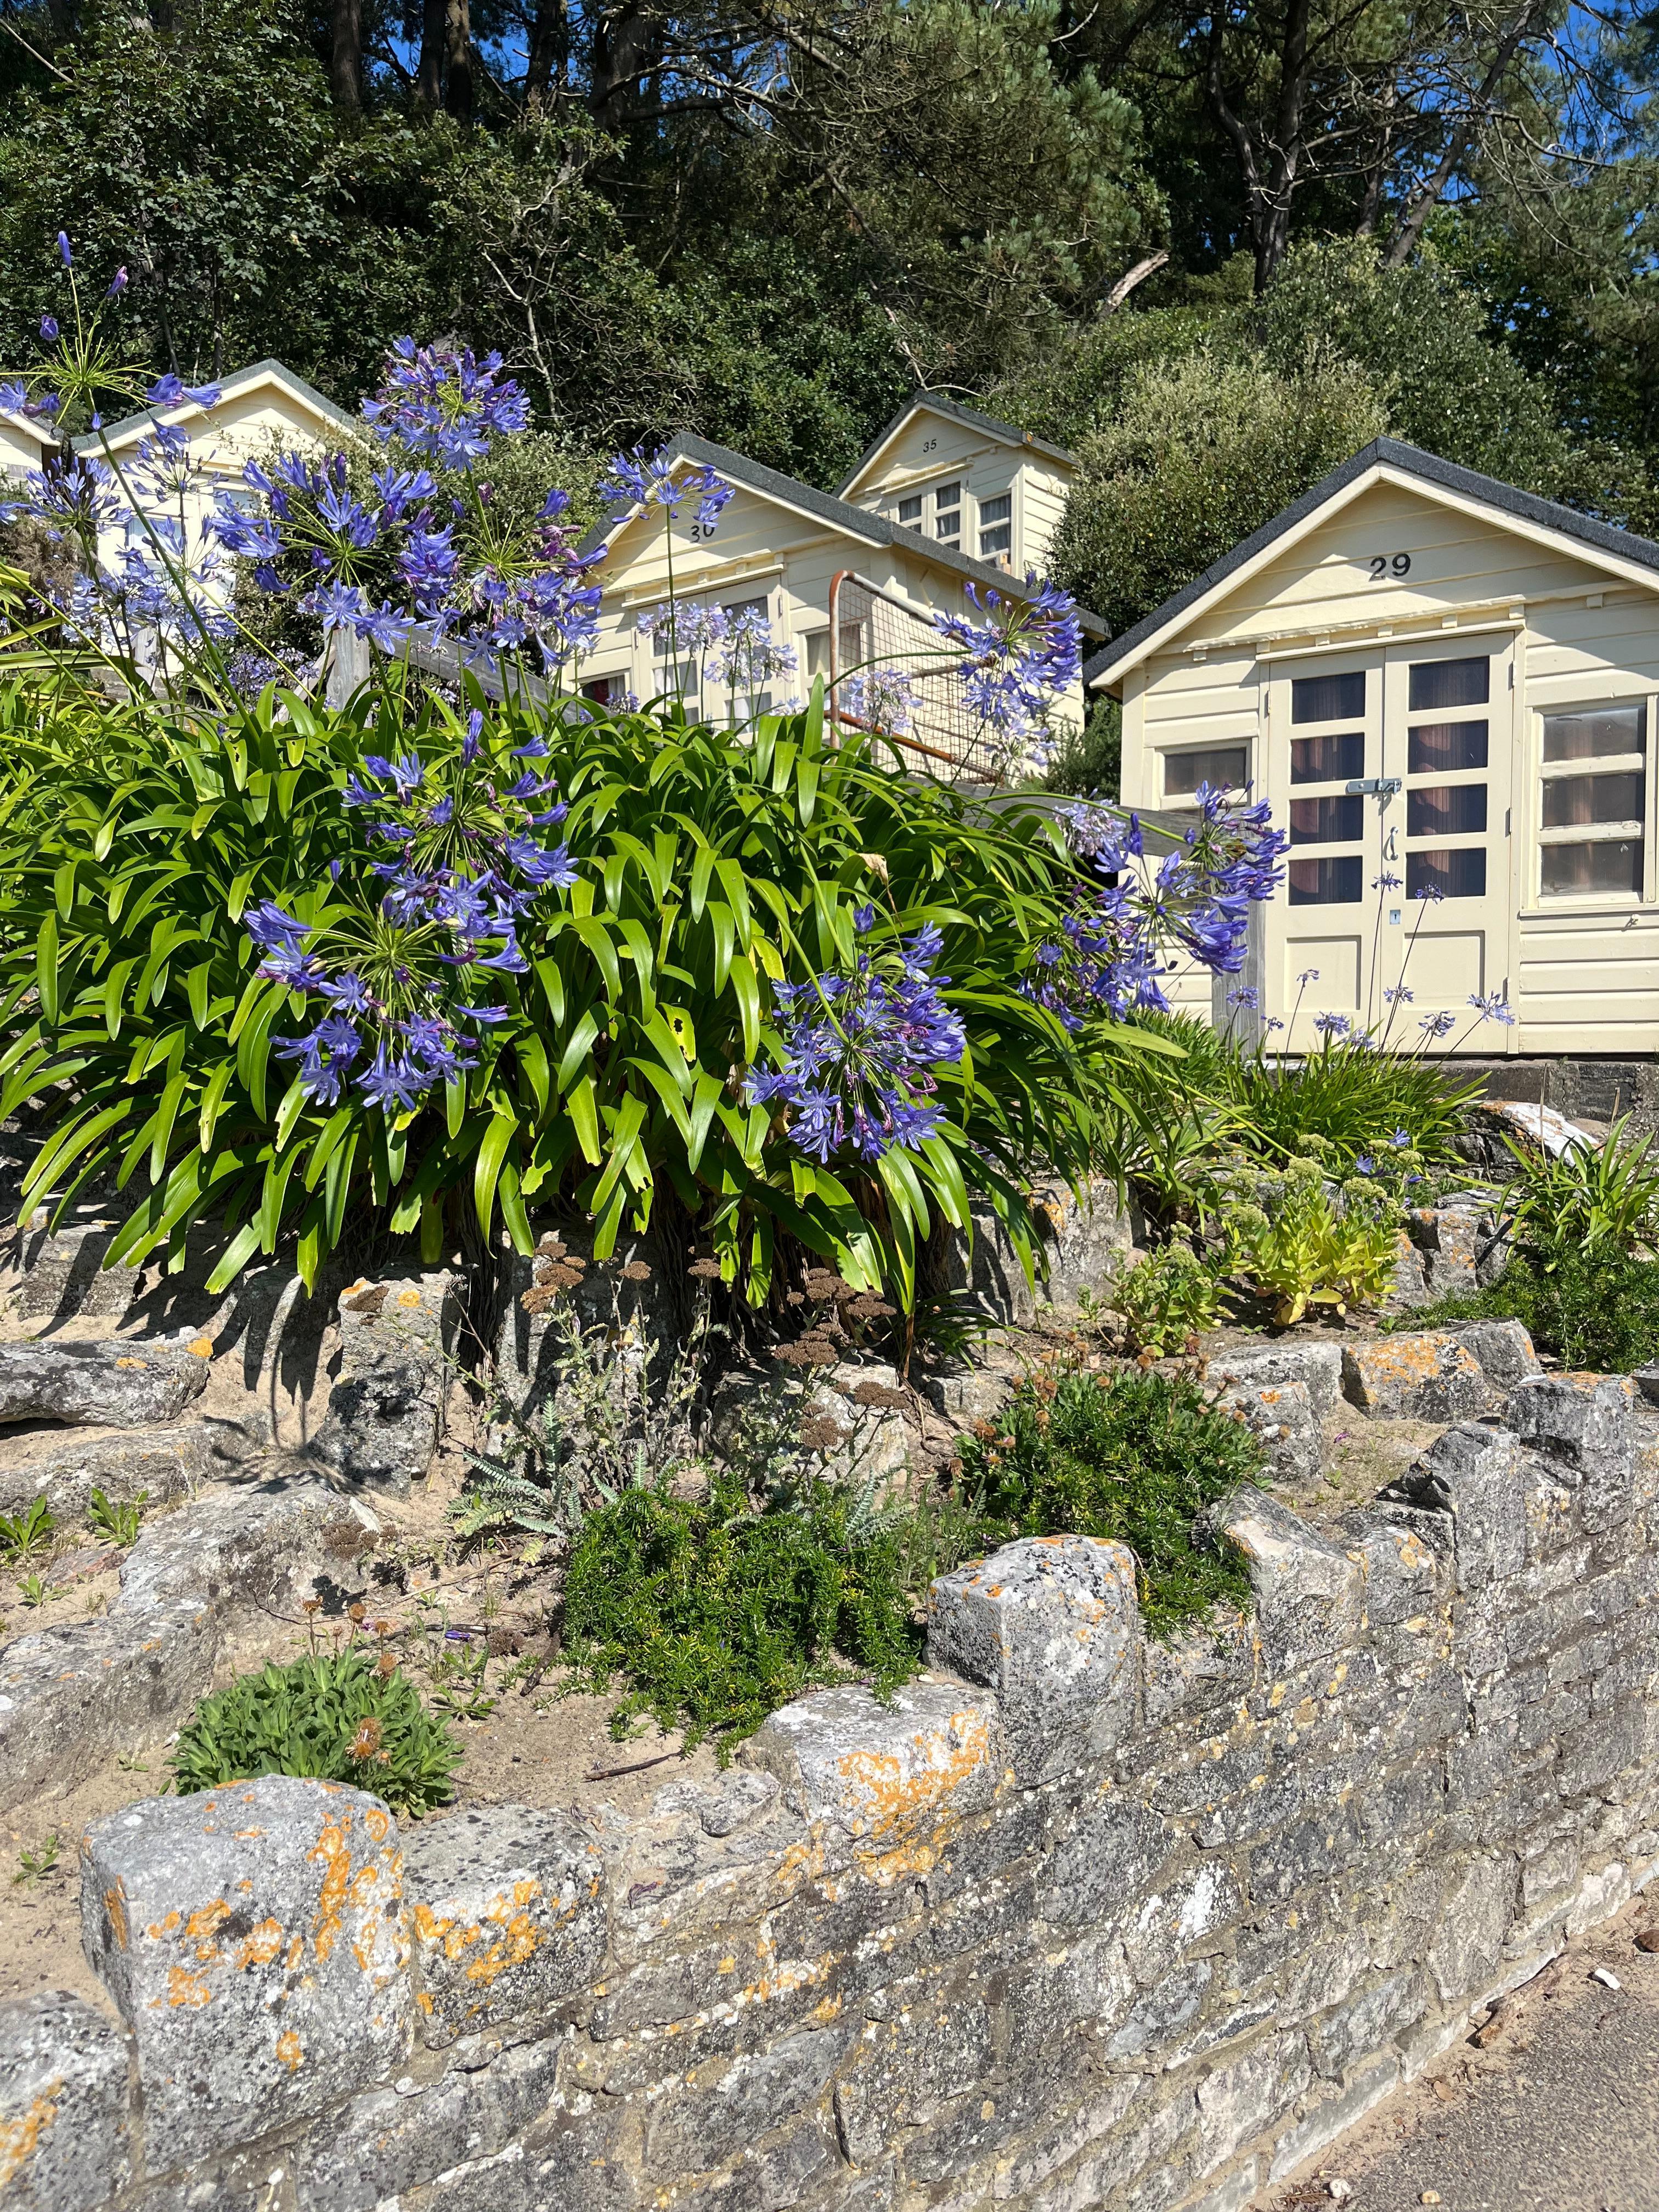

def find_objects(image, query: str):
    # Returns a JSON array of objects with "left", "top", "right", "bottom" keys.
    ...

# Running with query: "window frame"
[
  {"left": 1532, "top": 691, "right": 1655, "bottom": 908},
  {"left": 1156, "top": 738, "right": 1252, "bottom": 805}
]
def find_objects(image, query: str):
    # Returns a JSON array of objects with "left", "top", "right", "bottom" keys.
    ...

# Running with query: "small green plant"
[
  {"left": 955, "top": 1366, "right": 1261, "bottom": 1635},
  {"left": 0, "top": 1495, "right": 55, "bottom": 1566},
  {"left": 173, "top": 1648, "right": 462, "bottom": 1817},
  {"left": 18, "top": 1573, "right": 59, "bottom": 1607},
  {"left": 1103, "top": 1240, "right": 1229, "bottom": 1356},
  {"left": 13, "top": 1833, "right": 59, "bottom": 1887},
  {"left": 87, "top": 1487, "right": 148, "bottom": 1548},
  {"left": 420, "top": 1625, "right": 499, "bottom": 1722},
  {"left": 562, "top": 1469, "right": 924, "bottom": 1757},
  {"left": 1401, "top": 1246, "right": 1659, "bottom": 1375},
  {"left": 1223, "top": 1158, "right": 1400, "bottom": 1325},
  {"left": 1500, "top": 1116, "right": 1659, "bottom": 1263}
]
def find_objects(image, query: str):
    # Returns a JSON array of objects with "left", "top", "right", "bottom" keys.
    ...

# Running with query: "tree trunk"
[
  {"left": 330, "top": 0, "right": 364, "bottom": 116},
  {"left": 525, "top": 0, "right": 567, "bottom": 112},
  {"left": 444, "top": 0, "right": 473, "bottom": 120},
  {"left": 590, "top": 1, "right": 661, "bottom": 134},
  {"left": 416, "top": 0, "right": 444, "bottom": 113}
]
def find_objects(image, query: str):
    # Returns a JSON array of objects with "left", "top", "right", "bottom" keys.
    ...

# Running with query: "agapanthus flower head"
[
  {"left": 1413, "top": 883, "right": 1446, "bottom": 904},
  {"left": 1296, "top": 967, "right": 1321, "bottom": 985},
  {"left": 1419, "top": 1009, "right": 1457, "bottom": 1038},
  {"left": 934, "top": 574, "right": 1081, "bottom": 739},
  {"left": 57, "top": 231, "right": 71, "bottom": 267},
  {"left": 145, "top": 373, "right": 223, "bottom": 410},
  {"left": 842, "top": 665, "right": 918, "bottom": 733},
  {"left": 106, "top": 267, "right": 127, "bottom": 298},
  {"left": 362, "top": 337, "right": 529, "bottom": 467},
  {"left": 1313, "top": 1012, "right": 1351, "bottom": 1038},
  {"left": 1383, "top": 984, "right": 1414, "bottom": 1004},
  {"left": 38, "top": 315, "right": 58, "bottom": 342},
  {"left": 600, "top": 446, "right": 732, "bottom": 529},
  {"left": 637, "top": 600, "right": 727, "bottom": 653},
  {"left": 1469, "top": 991, "right": 1515, "bottom": 1026}
]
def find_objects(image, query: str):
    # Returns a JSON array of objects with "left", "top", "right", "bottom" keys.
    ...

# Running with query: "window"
[
  {"left": 934, "top": 482, "right": 961, "bottom": 545},
  {"left": 1163, "top": 744, "right": 1247, "bottom": 798},
  {"left": 583, "top": 674, "right": 623, "bottom": 706},
  {"left": 896, "top": 495, "right": 923, "bottom": 530},
  {"left": 978, "top": 492, "right": 1012, "bottom": 562},
  {"left": 1409, "top": 721, "right": 1488, "bottom": 775},
  {"left": 1291, "top": 732, "right": 1364, "bottom": 784},
  {"left": 1408, "top": 848, "right": 1487, "bottom": 899},
  {"left": 1537, "top": 701, "right": 1647, "bottom": 900},
  {"left": 1292, "top": 670, "right": 1365, "bottom": 723},
  {"left": 1408, "top": 785, "right": 1488, "bottom": 839},
  {"left": 1289, "top": 856, "right": 1363, "bottom": 904},
  {"left": 1409, "top": 656, "right": 1489, "bottom": 712},
  {"left": 1290, "top": 794, "right": 1363, "bottom": 844}
]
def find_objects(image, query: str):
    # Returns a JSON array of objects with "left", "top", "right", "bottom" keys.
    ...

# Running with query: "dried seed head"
[
  {"left": 377, "top": 1652, "right": 398, "bottom": 1678},
  {"left": 798, "top": 1415, "right": 848, "bottom": 1452},
  {"left": 851, "top": 1381, "right": 906, "bottom": 1409},
  {"left": 302, "top": 1598, "right": 323, "bottom": 1616},
  {"left": 348, "top": 1717, "right": 385, "bottom": 1760},
  {"left": 689, "top": 1258, "right": 724, "bottom": 1281},
  {"left": 621, "top": 1261, "right": 653, "bottom": 1282},
  {"left": 348, "top": 1602, "right": 366, "bottom": 1624}
]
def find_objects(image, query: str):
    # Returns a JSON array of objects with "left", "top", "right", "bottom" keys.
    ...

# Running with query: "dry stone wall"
[{"left": 5, "top": 1368, "right": 1659, "bottom": 2212}]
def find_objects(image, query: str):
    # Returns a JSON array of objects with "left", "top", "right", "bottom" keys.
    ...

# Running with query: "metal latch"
[{"left": 1346, "top": 777, "right": 1402, "bottom": 797}]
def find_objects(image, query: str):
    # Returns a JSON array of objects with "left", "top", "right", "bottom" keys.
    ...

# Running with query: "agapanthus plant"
[
  {"left": 748, "top": 909, "right": 967, "bottom": 1163},
  {"left": 1022, "top": 783, "right": 1289, "bottom": 1028},
  {"left": 931, "top": 575, "right": 1082, "bottom": 771},
  {"left": 247, "top": 710, "right": 577, "bottom": 1113}
]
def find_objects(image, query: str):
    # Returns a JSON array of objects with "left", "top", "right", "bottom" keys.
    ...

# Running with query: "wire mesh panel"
[{"left": 828, "top": 570, "right": 1002, "bottom": 783}]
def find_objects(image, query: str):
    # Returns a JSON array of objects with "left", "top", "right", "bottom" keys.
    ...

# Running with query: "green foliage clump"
[
  {"left": 561, "top": 1472, "right": 924, "bottom": 1756},
  {"left": 1227, "top": 1039, "right": 1482, "bottom": 1172},
  {"left": 0, "top": 1494, "right": 55, "bottom": 1565},
  {"left": 1104, "top": 1240, "right": 1228, "bottom": 1356},
  {"left": 1222, "top": 1158, "right": 1400, "bottom": 1325},
  {"left": 1499, "top": 1117, "right": 1659, "bottom": 1265},
  {"left": 956, "top": 1368, "right": 1261, "bottom": 1635},
  {"left": 1401, "top": 1248, "right": 1659, "bottom": 1377},
  {"left": 173, "top": 1648, "right": 462, "bottom": 1817}
]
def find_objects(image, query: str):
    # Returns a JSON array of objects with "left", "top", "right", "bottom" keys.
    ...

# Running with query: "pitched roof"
[
  {"left": 1083, "top": 436, "right": 1659, "bottom": 691},
  {"left": 583, "top": 430, "right": 1107, "bottom": 635},
  {"left": 838, "top": 393, "right": 1076, "bottom": 498},
  {"left": 72, "top": 358, "right": 360, "bottom": 458}
]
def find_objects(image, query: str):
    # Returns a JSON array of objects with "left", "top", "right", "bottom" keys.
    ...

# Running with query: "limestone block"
[
  {"left": 312, "top": 1272, "right": 459, "bottom": 1493},
  {"left": 921, "top": 1365, "right": 1014, "bottom": 1425},
  {"left": 0, "top": 1423, "right": 211, "bottom": 1519},
  {"left": 80, "top": 1775, "right": 413, "bottom": 2172},
  {"left": 117, "top": 1476, "right": 338, "bottom": 1616},
  {"left": 1383, "top": 1231, "right": 1431, "bottom": 1312},
  {"left": 1426, "top": 1855, "right": 1515, "bottom": 2002},
  {"left": 1205, "top": 1341, "right": 1342, "bottom": 1422},
  {"left": 14, "top": 1216, "right": 140, "bottom": 1323},
  {"left": 0, "top": 1990, "right": 133, "bottom": 2212},
  {"left": 1216, "top": 1487, "right": 1364, "bottom": 1667},
  {"left": 938, "top": 1175, "right": 1133, "bottom": 1325},
  {"left": 402, "top": 1803, "right": 608, "bottom": 2048},
  {"left": 741, "top": 1682, "right": 1000, "bottom": 1843},
  {"left": 1506, "top": 1372, "right": 1633, "bottom": 1476},
  {"left": 1385, "top": 1421, "right": 1527, "bottom": 1592},
  {"left": 0, "top": 1338, "right": 210, "bottom": 1429},
  {"left": 1340, "top": 1331, "right": 1492, "bottom": 1422},
  {"left": 645, "top": 2029, "right": 843, "bottom": 2171},
  {"left": 1213, "top": 1375, "right": 1321, "bottom": 1487},
  {"left": 926, "top": 1535, "right": 1139, "bottom": 1784},
  {"left": 1453, "top": 1317, "right": 1541, "bottom": 1395}
]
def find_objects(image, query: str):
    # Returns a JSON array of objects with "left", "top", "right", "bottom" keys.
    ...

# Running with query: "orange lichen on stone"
[
  {"left": 166, "top": 1967, "right": 213, "bottom": 2009},
  {"left": 234, "top": 1918, "right": 286, "bottom": 1970},
  {"left": 275, "top": 2030, "right": 304, "bottom": 2072},
  {"left": 363, "top": 1809, "right": 391, "bottom": 1844},
  {"left": 397, "top": 1289, "right": 422, "bottom": 1308},
  {"left": 145, "top": 1909, "right": 182, "bottom": 1942},
  {"left": 105, "top": 1884, "right": 131, "bottom": 1951},
  {"left": 186, "top": 1899, "right": 230, "bottom": 1955},
  {"left": 0, "top": 2090, "right": 60, "bottom": 2188},
  {"left": 829, "top": 1706, "right": 994, "bottom": 1844},
  {"left": 307, "top": 1819, "right": 355, "bottom": 1965}
]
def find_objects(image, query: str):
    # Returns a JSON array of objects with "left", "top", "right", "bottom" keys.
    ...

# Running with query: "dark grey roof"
[
  {"left": 837, "top": 393, "right": 1075, "bottom": 498},
  {"left": 583, "top": 431, "right": 1107, "bottom": 636},
  {"left": 73, "top": 358, "right": 360, "bottom": 454},
  {"left": 1084, "top": 436, "right": 1659, "bottom": 691}
]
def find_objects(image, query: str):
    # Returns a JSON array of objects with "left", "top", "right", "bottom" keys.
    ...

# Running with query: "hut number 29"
[{"left": 1368, "top": 552, "right": 1412, "bottom": 579}]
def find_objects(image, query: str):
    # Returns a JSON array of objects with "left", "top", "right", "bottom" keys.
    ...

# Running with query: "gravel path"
[{"left": 1261, "top": 1895, "right": 1659, "bottom": 2212}]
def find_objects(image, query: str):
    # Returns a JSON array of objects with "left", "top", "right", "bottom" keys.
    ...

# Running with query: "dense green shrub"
[
  {"left": 1403, "top": 1248, "right": 1659, "bottom": 1375},
  {"left": 956, "top": 1367, "right": 1261, "bottom": 1634},
  {"left": 172, "top": 1647, "right": 462, "bottom": 1816},
  {"left": 0, "top": 678, "right": 1130, "bottom": 1310},
  {"left": 561, "top": 1471, "right": 924, "bottom": 1753},
  {"left": 1103, "top": 1240, "right": 1228, "bottom": 1355}
]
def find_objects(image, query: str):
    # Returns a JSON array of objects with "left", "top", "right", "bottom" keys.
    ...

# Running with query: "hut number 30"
[{"left": 1368, "top": 552, "right": 1412, "bottom": 579}]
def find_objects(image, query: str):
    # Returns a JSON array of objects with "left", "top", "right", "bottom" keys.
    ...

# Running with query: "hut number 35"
[{"left": 1368, "top": 552, "right": 1412, "bottom": 579}]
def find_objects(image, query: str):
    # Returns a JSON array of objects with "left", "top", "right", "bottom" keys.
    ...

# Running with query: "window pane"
[
  {"left": 1542, "top": 702, "right": 1647, "bottom": 761},
  {"left": 1291, "top": 732, "right": 1364, "bottom": 784},
  {"left": 1164, "top": 744, "right": 1248, "bottom": 797},
  {"left": 1408, "top": 847, "right": 1487, "bottom": 899},
  {"left": 1288, "top": 855, "right": 1363, "bottom": 905},
  {"left": 1409, "top": 657, "right": 1489, "bottom": 711},
  {"left": 1408, "top": 785, "right": 1488, "bottom": 838},
  {"left": 979, "top": 527, "right": 1011, "bottom": 559},
  {"left": 979, "top": 494, "right": 1011, "bottom": 523},
  {"left": 1541, "top": 839, "right": 1644, "bottom": 895},
  {"left": 1409, "top": 721, "right": 1488, "bottom": 775},
  {"left": 935, "top": 518, "right": 961, "bottom": 542},
  {"left": 896, "top": 496, "right": 922, "bottom": 526},
  {"left": 934, "top": 481, "right": 961, "bottom": 510},
  {"left": 1291, "top": 670, "right": 1365, "bottom": 724},
  {"left": 1290, "top": 794, "right": 1363, "bottom": 844},
  {"left": 1542, "top": 770, "right": 1645, "bottom": 828}
]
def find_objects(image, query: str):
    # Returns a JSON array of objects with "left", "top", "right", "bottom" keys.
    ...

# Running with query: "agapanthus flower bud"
[
  {"left": 107, "top": 267, "right": 128, "bottom": 298},
  {"left": 38, "top": 315, "right": 58, "bottom": 342},
  {"left": 56, "top": 231, "right": 71, "bottom": 267}
]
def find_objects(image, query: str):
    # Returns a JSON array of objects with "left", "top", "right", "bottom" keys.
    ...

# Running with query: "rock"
[
  {"left": 800, "top": 1362, "right": 914, "bottom": 1497},
  {"left": 1506, "top": 1372, "right": 1633, "bottom": 1474},
  {"left": 402, "top": 1804, "right": 608, "bottom": 2049},
  {"left": 926, "top": 1535, "right": 1140, "bottom": 1784},
  {"left": 1452, "top": 1318, "right": 1540, "bottom": 1395},
  {"left": 1384, "top": 1422, "right": 1526, "bottom": 1593},
  {"left": 0, "top": 1422, "right": 212, "bottom": 1518},
  {"left": 920, "top": 1365, "right": 1015, "bottom": 1425},
  {"left": 1634, "top": 1364, "right": 1659, "bottom": 1409},
  {"left": 1384, "top": 1229, "right": 1432, "bottom": 1312},
  {"left": 0, "top": 1480, "right": 336, "bottom": 1814},
  {"left": 1205, "top": 1341, "right": 1342, "bottom": 1423},
  {"left": 0, "top": 1338, "right": 210, "bottom": 1429},
  {"left": 12, "top": 1214, "right": 140, "bottom": 1324},
  {"left": 0, "top": 1990, "right": 133, "bottom": 2211},
  {"left": 311, "top": 1272, "right": 459, "bottom": 1494},
  {"left": 741, "top": 1682, "right": 1000, "bottom": 1842},
  {"left": 1216, "top": 1487, "right": 1364, "bottom": 1667},
  {"left": 1479, "top": 1100, "right": 1602, "bottom": 1160},
  {"left": 1634, "top": 1926, "right": 1659, "bottom": 1953},
  {"left": 1213, "top": 1375, "right": 1321, "bottom": 1487},
  {"left": 1341, "top": 1332, "right": 1493, "bottom": 1423},
  {"left": 938, "top": 1175, "right": 1133, "bottom": 1325},
  {"left": 80, "top": 1775, "right": 413, "bottom": 2172}
]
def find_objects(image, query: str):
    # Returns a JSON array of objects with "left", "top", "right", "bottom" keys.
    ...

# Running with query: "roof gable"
[
  {"left": 838, "top": 395, "right": 1075, "bottom": 500},
  {"left": 75, "top": 359, "right": 359, "bottom": 458},
  {"left": 1085, "top": 438, "right": 1659, "bottom": 690},
  {"left": 585, "top": 431, "right": 1105, "bottom": 633}
]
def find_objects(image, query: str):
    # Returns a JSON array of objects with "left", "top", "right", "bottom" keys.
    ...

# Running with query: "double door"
[{"left": 1262, "top": 635, "right": 1515, "bottom": 1050}]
